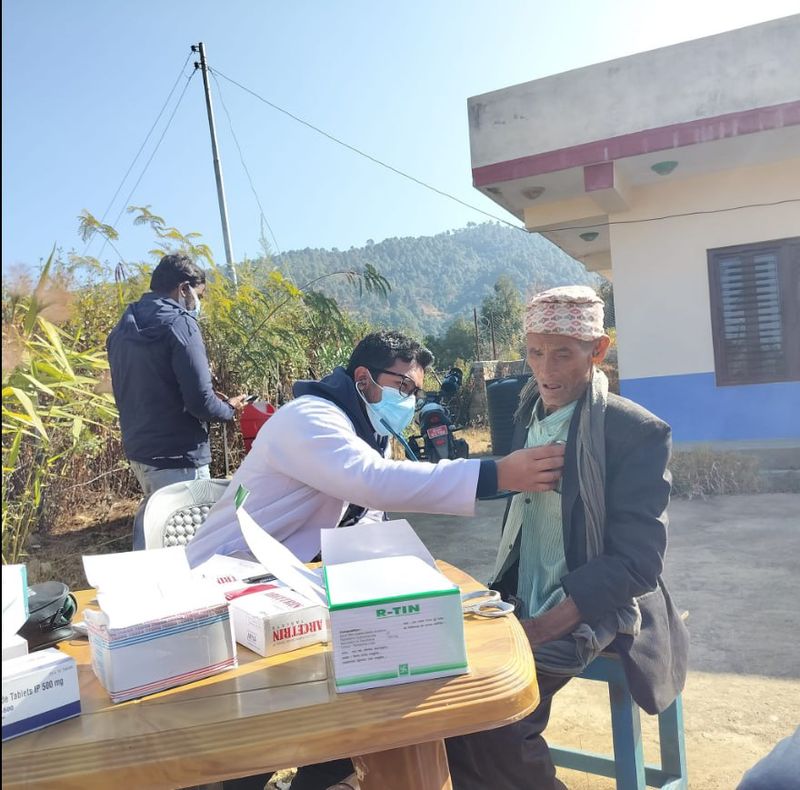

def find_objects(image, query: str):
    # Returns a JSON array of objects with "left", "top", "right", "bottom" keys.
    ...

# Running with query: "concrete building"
[{"left": 467, "top": 16, "right": 800, "bottom": 445}]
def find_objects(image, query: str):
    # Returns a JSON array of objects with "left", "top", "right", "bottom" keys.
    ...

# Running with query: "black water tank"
[{"left": 486, "top": 374, "right": 531, "bottom": 456}]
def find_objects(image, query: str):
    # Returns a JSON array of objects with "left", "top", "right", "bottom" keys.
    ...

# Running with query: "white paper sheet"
[
  {"left": 82, "top": 547, "right": 225, "bottom": 628},
  {"left": 192, "top": 554, "right": 269, "bottom": 584},
  {"left": 320, "top": 519, "right": 436, "bottom": 568},
  {"left": 236, "top": 506, "right": 327, "bottom": 606}
]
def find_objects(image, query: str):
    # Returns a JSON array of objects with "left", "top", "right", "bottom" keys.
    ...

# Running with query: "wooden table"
[{"left": 2, "top": 562, "right": 539, "bottom": 790}]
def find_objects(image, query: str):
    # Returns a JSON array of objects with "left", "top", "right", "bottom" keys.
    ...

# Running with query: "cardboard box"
[
  {"left": 234, "top": 495, "right": 467, "bottom": 694},
  {"left": 323, "top": 554, "right": 467, "bottom": 692},
  {"left": 2, "top": 564, "right": 29, "bottom": 661},
  {"left": 228, "top": 586, "right": 328, "bottom": 657},
  {"left": 82, "top": 547, "right": 237, "bottom": 703},
  {"left": 194, "top": 553, "right": 327, "bottom": 657},
  {"left": 2, "top": 648, "right": 80, "bottom": 741},
  {"left": 2, "top": 635, "right": 28, "bottom": 662}
]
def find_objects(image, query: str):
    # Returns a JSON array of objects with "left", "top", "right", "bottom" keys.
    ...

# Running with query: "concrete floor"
[
  {"left": 391, "top": 493, "right": 800, "bottom": 788},
  {"left": 394, "top": 493, "right": 800, "bottom": 678}
]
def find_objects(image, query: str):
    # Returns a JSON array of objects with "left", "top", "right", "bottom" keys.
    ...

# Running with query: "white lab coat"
[{"left": 186, "top": 394, "right": 481, "bottom": 566}]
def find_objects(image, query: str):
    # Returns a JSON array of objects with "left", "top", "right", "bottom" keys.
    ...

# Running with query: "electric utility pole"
[
  {"left": 193, "top": 42, "right": 237, "bottom": 288},
  {"left": 489, "top": 313, "right": 497, "bottom": 359}
]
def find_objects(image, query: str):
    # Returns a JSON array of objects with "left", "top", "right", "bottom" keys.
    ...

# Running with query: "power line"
[
  {"left": 204, "top": 67, "right": 800, "bottom": 239},
  {"left": 536, "top": 199, "right": 800, "bottom": 233},
  {"left": 96, "top": 69, "right": 197, "bottom": 259},
  {"left": 208, "top": 66, "right": 523, "bottom": 231},
  {"left": 210, "top": 70, "right": 282, "bottom": 257},
  {"left": 83, "top": 52, "right": 193, "bottom": 256}
]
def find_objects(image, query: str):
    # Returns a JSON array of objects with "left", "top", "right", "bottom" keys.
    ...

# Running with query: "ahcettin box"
[
  {"left": 228, "top": 586, "right": 328, "bottom": 658},
  {"left": 193, "top": 553, "right": 328, "bottom": 658},
  {"left": 323, "top": 554, "right": 467, "bottom": 693}
]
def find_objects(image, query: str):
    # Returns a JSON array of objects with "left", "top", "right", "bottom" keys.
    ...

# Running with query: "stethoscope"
[{"left": 461, "top": 589, "right": 516, "bottom": 618}]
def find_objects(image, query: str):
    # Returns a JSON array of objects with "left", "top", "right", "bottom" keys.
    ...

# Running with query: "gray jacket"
[{"left": 493, "top": 389, "right": 689, "bottom": 714}]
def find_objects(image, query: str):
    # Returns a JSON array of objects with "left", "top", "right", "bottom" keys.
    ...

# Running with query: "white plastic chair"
[{"left": 142, "top": 478, "right": 230, "bottom": 550}]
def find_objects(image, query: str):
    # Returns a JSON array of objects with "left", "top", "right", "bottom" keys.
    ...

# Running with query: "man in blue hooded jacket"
[{"left": 107, "top": 254, "right": 247, "bottom": 548}]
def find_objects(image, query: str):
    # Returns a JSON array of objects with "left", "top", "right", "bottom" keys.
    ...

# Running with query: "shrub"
[{"left": 669, "top": 447, "right": 761, "bottom": 499}]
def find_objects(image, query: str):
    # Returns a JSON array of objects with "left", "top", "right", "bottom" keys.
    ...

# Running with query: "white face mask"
[{"left": 179, "top": 285, "right": 201, "bottom": 318}]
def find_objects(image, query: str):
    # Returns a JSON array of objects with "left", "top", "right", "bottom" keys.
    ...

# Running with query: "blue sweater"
[{"left": 106, "top": 292, "right": 234, "bottom": 468}]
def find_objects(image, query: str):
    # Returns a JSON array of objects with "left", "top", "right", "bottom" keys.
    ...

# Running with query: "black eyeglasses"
[{"left": 371, "top": 368, "right": 425, "bottom": 399}]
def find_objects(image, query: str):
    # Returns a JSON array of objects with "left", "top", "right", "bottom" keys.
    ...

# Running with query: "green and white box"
[
  {"left": 323, "top": 544, "right": 467, "bottom": 693},
  {"left": 236, "top": 504, "right": 468, "bottom": 693}
]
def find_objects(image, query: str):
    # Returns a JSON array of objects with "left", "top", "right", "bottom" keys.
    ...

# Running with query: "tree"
[
  {"left": 480, "top": 275, "right": 524, "bottom": 359},
  {"left": 424, "top": 317, "right": 475, "bottom": 370},
  {"left": 597, "top": 278, "right": 615, "bottom": 329}
]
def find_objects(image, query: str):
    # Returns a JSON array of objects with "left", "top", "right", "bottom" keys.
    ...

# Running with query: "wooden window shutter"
[{"left": 708, "top": 237, "right": 800, "bottom": 386}]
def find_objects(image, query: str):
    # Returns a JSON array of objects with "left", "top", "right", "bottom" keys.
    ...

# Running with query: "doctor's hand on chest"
[{"left": 496, "top": 443, "right": 565, "bottom": 494}]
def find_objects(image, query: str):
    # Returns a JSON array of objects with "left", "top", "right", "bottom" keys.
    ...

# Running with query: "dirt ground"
[
  {"left": 26, "top": 488, "right": 799, "bottom": 789},
  {"left": 26, "top": 495, "right": 138, "bottom": 590},
  {"left": 405, "top": 493, "right": 800, "bottom": 790}
]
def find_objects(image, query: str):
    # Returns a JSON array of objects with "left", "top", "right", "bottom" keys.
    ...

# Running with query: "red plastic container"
[{"left": 240, "top": 401, "right": 276, "bottom": 453}]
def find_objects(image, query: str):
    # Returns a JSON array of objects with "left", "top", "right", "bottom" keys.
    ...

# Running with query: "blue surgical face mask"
[
  {"left": 179, "top": 285, "right": 201, "bottom": 319},
  {"left": 358, "top": 375, "right": 416, "bottom": 437}
]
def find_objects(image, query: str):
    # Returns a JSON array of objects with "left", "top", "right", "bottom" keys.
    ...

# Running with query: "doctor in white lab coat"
[{"left": 187, "top": 330, "right": 564, "bottom": 568}]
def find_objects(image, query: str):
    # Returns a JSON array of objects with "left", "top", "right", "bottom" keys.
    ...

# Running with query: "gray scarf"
[
  {"left": 514, "top": 368, "right": 641, "bottom": 671},
  {"left": 577, "top": 368, "right": 641, "bottom": 636}
]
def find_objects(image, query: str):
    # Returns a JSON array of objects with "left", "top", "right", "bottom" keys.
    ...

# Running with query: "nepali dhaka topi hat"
[{"left": 524, "top": 285, "right": 605, "bottom": 341}]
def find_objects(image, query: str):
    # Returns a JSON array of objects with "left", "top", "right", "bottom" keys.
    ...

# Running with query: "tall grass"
[
  {"left": 2, "top": 210, "right": 391, "bottom": 558},
  {"left": 2, "top": 252, "right": 118, "bottom": 562}
]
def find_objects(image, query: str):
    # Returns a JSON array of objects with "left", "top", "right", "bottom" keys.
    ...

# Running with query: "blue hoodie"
[{"left": 106, "top": 292, "right": 234, "bottom": 468}]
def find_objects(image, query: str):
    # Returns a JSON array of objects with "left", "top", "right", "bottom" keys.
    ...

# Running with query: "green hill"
[{"left": 266, "top": 221, "right": 595, "bottom": 336}]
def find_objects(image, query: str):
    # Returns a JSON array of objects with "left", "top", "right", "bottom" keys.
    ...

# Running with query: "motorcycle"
[{"left": 407, "top": 368, "right": 469, "bottom": 463}]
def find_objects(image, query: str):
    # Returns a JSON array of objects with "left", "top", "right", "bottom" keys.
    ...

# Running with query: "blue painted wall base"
[
  {"left": 549, "top": 653, "right": 688, "bottom": 790},
  {"left": 620, "top": 372, "right": 800, "bottom": 442}
]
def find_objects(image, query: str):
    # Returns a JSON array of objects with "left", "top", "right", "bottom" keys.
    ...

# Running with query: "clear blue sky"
[{"left": 3, "top": 1, "right": 797, "bottom": 269}]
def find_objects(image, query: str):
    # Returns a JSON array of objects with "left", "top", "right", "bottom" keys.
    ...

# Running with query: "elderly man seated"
[{"left": 444, "top": 286, "right": 689, "bottom": 790}]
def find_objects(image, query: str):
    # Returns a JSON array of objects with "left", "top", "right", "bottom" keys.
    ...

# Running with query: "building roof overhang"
[
  {"left": 472, "top": 101, "right": 800, "bottom": 271},
  {"left": 467, "top": 16, "right": 800, "bottom": 272}
]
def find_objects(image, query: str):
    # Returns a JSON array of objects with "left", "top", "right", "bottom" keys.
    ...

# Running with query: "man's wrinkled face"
[{"left": 526, "top": 333, "right": 610, "bottom": 412}]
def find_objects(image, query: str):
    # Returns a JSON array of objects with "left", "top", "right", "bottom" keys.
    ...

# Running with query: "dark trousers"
[
  {"left": 221, "top": 776, "right": 270, "bottom": 790},
  {"left": 445, "top": 669, "right": 572, "bottom": 790},
  {"left": 220, "top": 758, "right": 353, "bottom": 790},
  {"left": 290, "top": 760, "right": 354, "bottom": 790}
]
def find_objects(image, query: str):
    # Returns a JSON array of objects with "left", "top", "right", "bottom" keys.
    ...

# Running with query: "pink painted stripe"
[
  {"left": 472, "top": 100, "right": 800, "bottom": 187},
  {"left": 584, "top": 162, "right": 614, "bottom": 192}
]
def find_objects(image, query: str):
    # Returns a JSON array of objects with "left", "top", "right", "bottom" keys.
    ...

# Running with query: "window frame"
[{"left": 707, "top": 236, "right": 800, "bottom": 386}]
